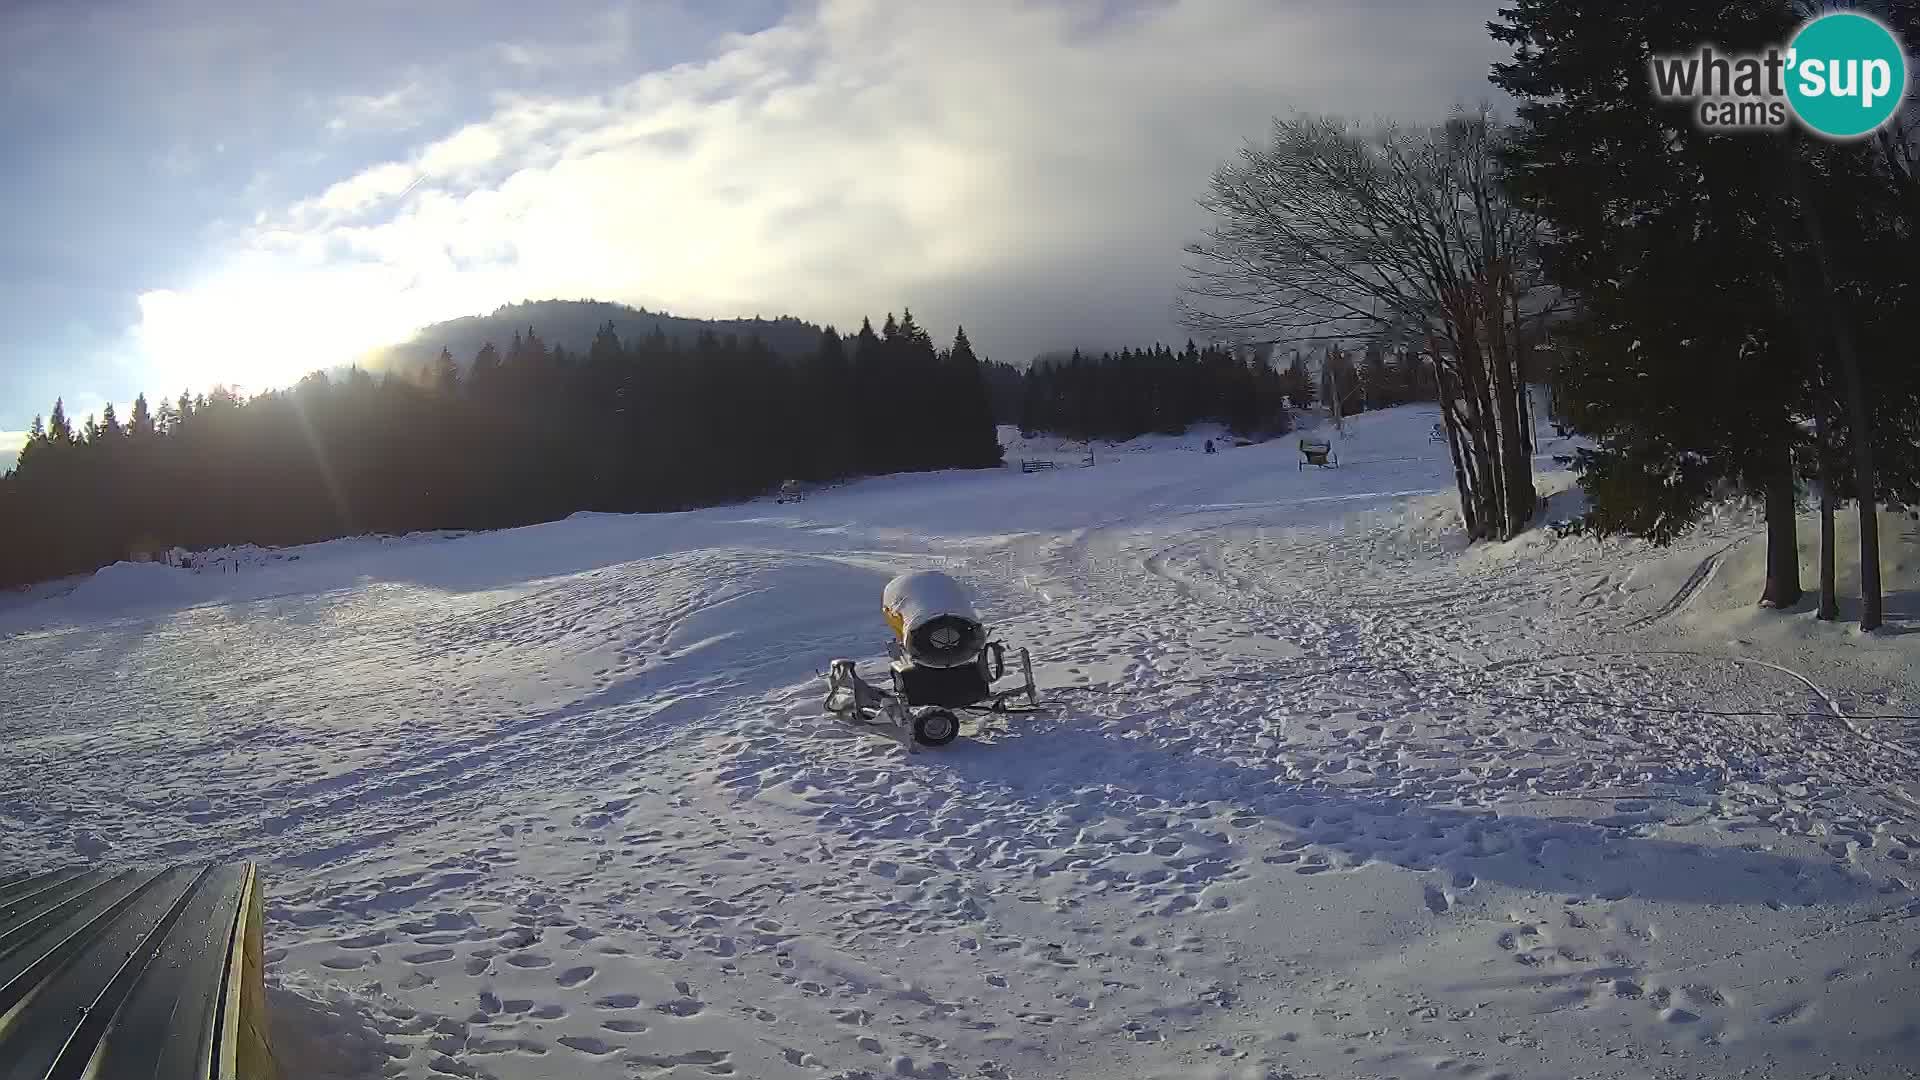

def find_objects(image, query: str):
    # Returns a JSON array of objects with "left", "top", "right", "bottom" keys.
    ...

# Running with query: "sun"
[{"left": 134, "top": 268, "right": 431, "bottom": 400}]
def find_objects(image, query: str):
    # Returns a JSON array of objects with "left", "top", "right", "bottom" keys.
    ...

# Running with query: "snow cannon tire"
[{"left": 913, "top": 709, "right": 960, "bottom": 747}]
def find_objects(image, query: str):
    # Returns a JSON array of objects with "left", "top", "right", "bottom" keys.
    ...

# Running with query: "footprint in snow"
[
  {"left": 555, "top": 965, "right": 595, "bottom": 987},
  {"left": 628, "top": 1049, "right": 731, "bottom": 1074}
]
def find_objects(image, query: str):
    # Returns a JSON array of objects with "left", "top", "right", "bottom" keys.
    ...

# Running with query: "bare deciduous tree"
[{"left": 1180, "top": 107, "right": 1555, "bottom": 541}]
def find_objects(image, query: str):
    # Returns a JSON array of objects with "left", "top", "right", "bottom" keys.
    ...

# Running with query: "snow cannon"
[
  {"left": 824, "top": 570, "right": 1039, "bottom": 750},
  {"left": 883, "top": 570, "right": 989, "bottom": 669}
]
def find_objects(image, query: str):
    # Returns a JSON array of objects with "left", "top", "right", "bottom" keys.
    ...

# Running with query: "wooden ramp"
[{"left": 0, "top": 862, "right": 278, "bottom": 1080}]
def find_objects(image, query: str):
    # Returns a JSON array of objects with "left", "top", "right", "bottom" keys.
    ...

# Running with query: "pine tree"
[
  {"left": 589, "top": 321, "right": 622, "bottom": 367},
  {"left": 852, "top": 317, "right": 889, "bottom": 473},
  {"left": 432, "top": 347, "right": 459, "bottom": 394},
  {"left": 129, "top": 394, "right": 154, "bottom": 439},
  {"left": 17, "top": 415, "right": 45, "bottom": 472},
  {"left": 947, "top": 326, "right": 1003, "bottom": 466},
  {"left": 804, "top": 327, "right": 858, "bottom": 480},
  {"left": 1285, "top": 353, "right": 1316, "bottom": 410},
  {"left": 1323, "top": 346, "right": 1360, "bottom": 418},
  {"left": 1362, "top": 345, "right": 1395, "bottom": 410},
  {"left": 100, "top": 403, "right": 122, "bottom": 439},
  {"left": 468, "top": 342, "right": 501, "bottom": 396},
  {"left": 49, "top": 398, "right": 71, "bottom": 444},
  {"left": 1493, "top": 0, "right": 1811, "bottom": 604}
]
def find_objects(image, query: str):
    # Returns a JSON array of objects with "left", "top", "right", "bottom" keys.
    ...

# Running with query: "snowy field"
[{"left": 3, "top": 404, "right": 1918, "bottom": 1080}]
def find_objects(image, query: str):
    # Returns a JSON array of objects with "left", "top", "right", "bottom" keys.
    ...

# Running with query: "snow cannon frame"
[{"left": 824, "top": 571, "right": 1039, "bottom": 751}]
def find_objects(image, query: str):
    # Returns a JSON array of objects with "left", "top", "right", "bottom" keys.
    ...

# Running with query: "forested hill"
[{"left": 367, "top": 299, "right": 826, "bottom": 374}]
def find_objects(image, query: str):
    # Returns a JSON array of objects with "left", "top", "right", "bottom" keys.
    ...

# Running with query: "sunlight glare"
[{"left": 134, "top": 266, "right": 439, "bottom": 399}]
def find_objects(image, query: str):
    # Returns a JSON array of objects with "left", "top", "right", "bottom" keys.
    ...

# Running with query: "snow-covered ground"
[{"left": 3, "top": 404, "right": 1917, "bottom": 1080}]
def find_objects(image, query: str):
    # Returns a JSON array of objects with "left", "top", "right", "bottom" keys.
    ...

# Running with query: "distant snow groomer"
[{"left": 824, "top": 570, "right": 1038, "bottom": 749}]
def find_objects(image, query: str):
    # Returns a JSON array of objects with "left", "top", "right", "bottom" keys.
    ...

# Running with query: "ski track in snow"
[{"left": 3, "top": 406, "right": 1918, "bottom": 1080}]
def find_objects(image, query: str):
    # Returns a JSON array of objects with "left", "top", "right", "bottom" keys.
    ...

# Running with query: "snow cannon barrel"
[{"left": 882, "top": 571, "right": 988, "bottom": 669}]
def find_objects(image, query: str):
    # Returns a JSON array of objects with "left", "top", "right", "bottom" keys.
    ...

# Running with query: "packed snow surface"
[{"left": 3, "top": 404, "right": 1917, "bottom": 1080}]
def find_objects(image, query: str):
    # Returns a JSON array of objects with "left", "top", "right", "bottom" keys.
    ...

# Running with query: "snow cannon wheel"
[{"left": 913, "top": 709, "right": 960, "bottom": 747}]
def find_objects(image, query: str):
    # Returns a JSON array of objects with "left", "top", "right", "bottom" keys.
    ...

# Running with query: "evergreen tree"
[
  {"left": 0, "top": 306, "right": 1009, "bottom": 589},
  {"left": 469, "top": 342, "right": 502, "bottom": 393},
  {"left": 15, "top": 416, "right": 45, "bottom": 473},
  {"left": 852, "top": 317, "right": 890, "bottom": 472},
  {"left": 1492, "top": 0, "right": 1814, "bottom": 605},
  {"left": 128, "top": 394, "right": 154, "bottom": 439},
  {"left": 1284, "top": 353, "right": 1316, "bottom": 410},
  {"left": 1361, "top": 345, "right": 1396, "bottom": 410},
  {"left": 432, "top": 347, "right": 460, "bottom": 394},
  {"left": 802, "top": 327, "right": 857, "bottom": 480},
  {"left": 1323, "top": 347, "right": 1361, "bottom": 417},
  {"left": 946, "top": 326, "right": 1003, "bottom": 466}
]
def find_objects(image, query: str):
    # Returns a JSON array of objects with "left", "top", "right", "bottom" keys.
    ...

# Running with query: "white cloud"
[
  {"left": 416, "top": 123, "right": 509, "bottom": 181},
  {"left": 326, "top": 77, "right": 439, "bottom": 135},
  {"left": 296, "top": 161, "right": 421, "bottom": 220},
  {"left": 173, "top": 0, "right": 1509, "bottom": 380}
]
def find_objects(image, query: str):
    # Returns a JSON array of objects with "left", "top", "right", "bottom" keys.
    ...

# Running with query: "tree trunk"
[
  {"left": 1430, "top": 343, "right": 1483, "bottom": 540},
  {"left": 1769, "top": 168, "right": 1838, "bottom": 623},
  {"left": 1834, "top": 346, "right": 1882, "bottom": 631},
  {"left": 1512, "top": 289, "right": 1536, "bottom": 457},
  {"left": 1791, "top": 147, "right": 1883, "bottom": 630},
  {"left": 1489, "top": 294, "right": 1537, "bottom": 535},
  {"left": 1759, "top": 446, "right": 1803, "bottom": 609},
  {"left": 1816, "top": 414, "right": 1839, "bottom": 621},
  {"left": 1457, "top": 355, "right": 1502, "bottom": 538},
  {"left": 1450, "top": 305, "right": 1508, "bottom": 539}
]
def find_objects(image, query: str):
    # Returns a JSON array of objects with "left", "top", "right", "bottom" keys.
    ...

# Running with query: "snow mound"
[
  {"left": 64, "top": 561, "right": 206, "bottom": 613},
  {"left": 1690, "top": 504, "right": 1920, "bottom": 655},
  {"left": 169, "top": 531, "right": 468, "bottom": 575}
]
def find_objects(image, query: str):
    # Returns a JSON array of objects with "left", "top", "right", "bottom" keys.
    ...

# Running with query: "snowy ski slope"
[{"left": 2, "top": 403, "right": 1916, "bottom": 1080}]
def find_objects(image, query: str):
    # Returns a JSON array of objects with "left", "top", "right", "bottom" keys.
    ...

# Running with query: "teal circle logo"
[{"left": 1787, "top": 13, "right": 1909, "bottom": 138}]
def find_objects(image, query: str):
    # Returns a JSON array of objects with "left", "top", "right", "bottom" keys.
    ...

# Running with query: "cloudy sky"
[{"left": 0, "top": 0, "right": 1509, "bottom": 470}]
